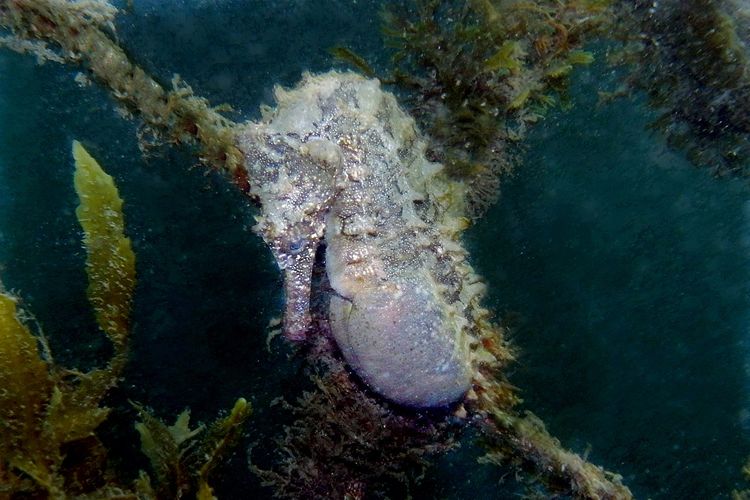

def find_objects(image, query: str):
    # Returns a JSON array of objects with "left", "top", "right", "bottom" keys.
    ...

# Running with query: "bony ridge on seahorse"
[{"left": 238, "top": 71, "right": 482, "bottom": 408}]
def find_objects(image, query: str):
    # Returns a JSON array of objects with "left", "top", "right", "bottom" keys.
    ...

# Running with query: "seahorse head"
[{"left": 240, "top": 120, "right": 343, "bottom": 339}]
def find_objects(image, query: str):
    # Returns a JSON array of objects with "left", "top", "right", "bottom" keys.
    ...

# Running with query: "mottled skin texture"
[{"left": 238, "top": 72, "right": 476, "bottom": 407}]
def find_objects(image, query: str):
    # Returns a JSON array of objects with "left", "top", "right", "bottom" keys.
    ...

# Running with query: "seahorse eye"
[{"left": 288, "top": 238, "right": 305, "bottom": 255}]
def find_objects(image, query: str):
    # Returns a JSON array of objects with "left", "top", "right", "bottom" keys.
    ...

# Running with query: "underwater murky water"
[
  {"left": 2, "top": 1, "right": 750, "bottom": 498},
  {"left": 470, "top": 63, "right": 750, "bottom": 497}
]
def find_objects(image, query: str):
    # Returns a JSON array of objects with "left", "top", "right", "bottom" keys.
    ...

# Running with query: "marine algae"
[
  {"left": 0, "top": 142, "right": 250, "bottom": 498},
  {"left": 73, "top": 139, "right": 135, "bottom": 367},
  {"left": 0, "top": 292, "right": 59, "bottom": 495},
  {"left": 134, "top": 398, "right": 252, "bottom": 500},
  {"left": 609, "top": 0, "right": 750, "bottom": 176},
  {"left": 377, "top": 0, "right": 606, "bottom": 218},
  {"left": 250, "top": 356, "right": 460, "bottom": 500},
  {"left": 0, "top": 140, "right": 135, "bottom": 498}
]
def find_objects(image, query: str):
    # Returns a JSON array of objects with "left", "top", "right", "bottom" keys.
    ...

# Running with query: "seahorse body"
[{"left": 238, "top": 72, "right": 479, "bottom": 407}]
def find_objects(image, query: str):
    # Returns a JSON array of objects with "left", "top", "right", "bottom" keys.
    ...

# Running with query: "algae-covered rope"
[
  {"left": 480, "top": 410, "right": 633, "bottom": 499},
  {"left": 470, "top": 367, "right": 633, "bottom": 499},
  {"left": 0, "top": 0, "right": 248, "bottom": 188}
]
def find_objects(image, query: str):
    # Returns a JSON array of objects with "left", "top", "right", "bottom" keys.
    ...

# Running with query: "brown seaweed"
[
  {"left": 0, "top": 140, "right": 136, "bottom": 498},
  {"left": 375, "top": 0, "right": 611, "bottom": 218},
  {"left": 609, "top": 0, "right": 750, "bottom": 177}
]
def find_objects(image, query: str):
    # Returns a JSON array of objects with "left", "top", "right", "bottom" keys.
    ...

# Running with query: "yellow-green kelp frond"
[
  {"left": 330, "top": 46, "right": 377, "bottom": 78},
  {"left": 196, "top": 398, "right": 252, "bottom": 499},
  {"left": 0, "top": 290, "right": 120, "bottom": 497},
  {"left": 731, "top": 455, "right": 750, "bottom": 499},
  {"left": 0, "top": 292, "right": 60, "bottom": 495},
  {"left": 0, "top": 141, "right": 141, "bottom": 498},
  {"left": 73, "top": 139, "right": 135, "bottom": 360},
  {"left": 134, "top": 398, "right": 252, "bottom": 500}
]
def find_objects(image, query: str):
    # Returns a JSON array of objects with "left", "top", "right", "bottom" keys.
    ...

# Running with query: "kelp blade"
[
  {"left": 0, "top": 293, "right": 55, "bottom": 475},
  {"left": 72, "top": 140, "right": 135, "bottom": 355}
]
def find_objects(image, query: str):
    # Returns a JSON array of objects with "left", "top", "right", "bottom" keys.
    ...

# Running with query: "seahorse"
[{"left": 238, "top": 71, "right": 487, "bottom": 408}]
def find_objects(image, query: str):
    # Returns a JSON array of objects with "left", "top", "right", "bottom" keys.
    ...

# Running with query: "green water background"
[{"left": 1, "top": 1, "right": 749, "bottom": 497}]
